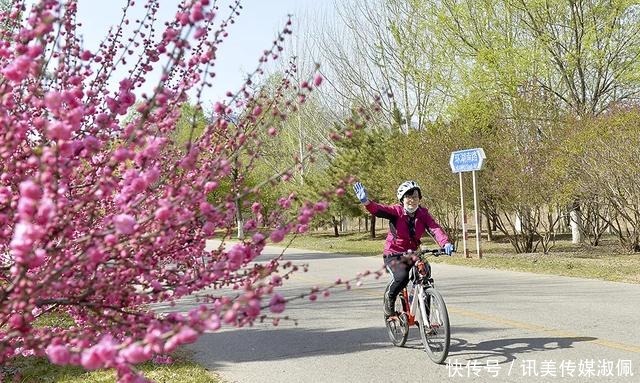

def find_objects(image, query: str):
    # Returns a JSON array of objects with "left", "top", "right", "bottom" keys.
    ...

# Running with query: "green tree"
[
  {"left": 303, "top": 120, "right": 390, "bottom": 237},
  {"left": 416, "top": 0, "right": 640, "bottom": 244},
  {"left": 563, "top": 108, "right": 640, "bottom": 252}
]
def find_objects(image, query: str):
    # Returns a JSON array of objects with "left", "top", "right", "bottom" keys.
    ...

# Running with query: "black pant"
[{"left": 383, "top": 254, "right": 414, "bottom": 310}]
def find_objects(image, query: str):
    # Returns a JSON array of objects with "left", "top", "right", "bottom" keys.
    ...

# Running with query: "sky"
[{"left": 73, "top": 0, "right": 335, "bottom": 106}]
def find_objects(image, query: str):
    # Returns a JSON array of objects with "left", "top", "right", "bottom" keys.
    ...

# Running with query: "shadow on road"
[
  {"left": 255, "top": 252, "right": 375, "bottom": 262},
  {"left": 448, "top": 332, "right": 597, "bottom": 363},
  {"left": 188, "top": 325, "right": 390, "bottom": 369}
]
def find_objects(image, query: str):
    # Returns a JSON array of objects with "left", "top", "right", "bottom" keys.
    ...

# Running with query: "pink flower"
[
  {"left": 114, "top": 214, "right": 136, "bottom": 235},
  {"left": 17, "top": 196, "right": 37, "bottom": 220},
  {"left": 245, "top": 298, "right": 261, "bottom": 318},
  {"left": 0, "top": 186, "right": 12, "bottom": 205},
  {"left": 46, "top": 344, "right": 70, "bottom": 365},
  {"left": 113, "top": 148, "right": 132, "bottom": 162},
  {"left": 44, "top": 91, "right": 63, "bottom": 111},
  {"left": 277, "top": 197, "right": 291, "bottom": 209},
  {"left": 28, "top": 248, "right": 46, "bottom": 268},
  {"left": 10, "top": 223, "right": 36, "bottom": 261},
  {"left": 269, "top": 293, "right": 286, "bottom": 314},
  {"left": 298, "top": 214, "right": 310, "bottom": 224},
  {"left": 204, "top": 181, "right": 218, "bottom": 192},
  {"left": 313, "top": 74, "right": 323, "bottom": 87},
  {"left": 47, "top": 121, "right": 73, "bottom": 141},
  {"left": 252, "top": 232, "right": 265, "bottom": 244},
  {"left": 152, "top": 355, "right": 174, "bottom": 365},
  {"left": 202, "top": 221, "right": 215, "bottom": 235},
  {"left": 270, "top": 274, "right": 282, "bottom": 286},
  {"left": 174, "top": 326, "right": 198, "bottom": 345},
  {"left": 80, "top": 50, "right": 93, "bottom": 60},
  {"left": 226, "top": 244, "right": 246, "bottom": 268},
  {"left": 8, "top": 314, "right": 25, "bottom": 330},
  {"left": 243, "top": 219, "right": 257, "bottom": 231},
  {"left": 2, "top": 55, "right": 31, "bottom": 82},
  {"left": 190, "top": 5, "right": 204, "bottom": 22},
  {"left": 194, "top": 27, "right": 207, "bottom": 39},
  {"left": 19, "top": 180, "right": 42, "bottom": 200},
  {"left": 81, "top": 347, "right": 104, "bottom": 370},
  {"left": 269, "top": 228, "right": 286, "bottom": 243},
  {"left": 104, "top": 234, "right": 117, "bottom": 246},
  {"left": 94, "top": 337, "right": 117, "bottom": 363},
  {"left": 27, "top": 44, "right": 44, "bottom": 58},
  {"left": 88, "top": 247, "right": 105, "bottom": 263},
  {"left": 314, "top": 201, "right": 328, "bottom": 212},
  {"left": 154, "top": 207, "right": 171, "bottom": 221},
  {"left": 204, "top": 315, "right": 221, "bottom": 331},
  {"left": 120, "top": 343, "right": 151, "bottom": 364}
]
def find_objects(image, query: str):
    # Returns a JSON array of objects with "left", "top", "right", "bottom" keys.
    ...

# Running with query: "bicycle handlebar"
[{"left": 388, "top": 248, "right": 448, "bottom": 258}]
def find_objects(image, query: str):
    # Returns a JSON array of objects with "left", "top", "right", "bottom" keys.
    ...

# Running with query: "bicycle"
[{"left": 384, "top": 247, "right": 451, "bottom": 364}]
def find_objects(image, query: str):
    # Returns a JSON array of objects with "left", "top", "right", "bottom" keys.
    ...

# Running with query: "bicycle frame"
[{"left": 399, "top": 261, "right": 432, "bottom": 327}]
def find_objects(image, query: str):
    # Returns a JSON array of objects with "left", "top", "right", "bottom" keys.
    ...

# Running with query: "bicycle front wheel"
[{"left": 418, "top": 288, "right": 450, "bottom": 364}]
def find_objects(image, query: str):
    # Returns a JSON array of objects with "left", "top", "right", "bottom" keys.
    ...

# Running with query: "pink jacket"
[{"left": 365, "top": 201, "right": 450, "bottom": 255}]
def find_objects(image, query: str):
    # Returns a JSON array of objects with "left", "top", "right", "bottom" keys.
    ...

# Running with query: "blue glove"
[
  {"left": 352, "top": 182, "right": 368, "bottom": 203},
  {"left": 443, "top": 243, "right": 454, "bottom": 256}
]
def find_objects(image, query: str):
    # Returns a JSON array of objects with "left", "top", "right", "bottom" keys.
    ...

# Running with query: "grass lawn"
[
  {"left": 2, "top": 350, "right": 219, "bottom": 383},
  {"left": 3, "top": 352, "right": 219, "bottom": 383},
  {"left": 2, "top": 313, "right": 219, "bottom": 382},
  {"left": 288, "top": 231, "right": 640, "bottom": 284}
]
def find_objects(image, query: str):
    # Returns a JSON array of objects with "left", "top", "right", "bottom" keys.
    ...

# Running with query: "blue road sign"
[{"left": 449, "top": 148, "right": 486, "bottom": 173}]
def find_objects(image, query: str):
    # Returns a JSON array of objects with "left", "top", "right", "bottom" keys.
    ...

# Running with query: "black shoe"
[{"left": 383, "top": 297, "right": 395, "bottom": 318}]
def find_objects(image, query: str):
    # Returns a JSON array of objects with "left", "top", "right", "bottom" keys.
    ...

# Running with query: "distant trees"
[{"left": 258, "top": 0, "right": 640, "bottom": 253}]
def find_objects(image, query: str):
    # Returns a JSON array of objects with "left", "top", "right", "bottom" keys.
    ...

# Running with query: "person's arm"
[
  {"left": 420, "top": 209, "right": 452, "bottom": 249},
  {"left": 353, "top": 182, "right": 398, "bottom": 219},
  {"left": 364, "top": 200, "right": 399, "bottom": 219}
]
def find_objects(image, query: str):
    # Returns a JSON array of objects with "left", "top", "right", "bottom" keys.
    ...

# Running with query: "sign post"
[{"left": 449, "top": 148, "right": 486, "bottom": 258}]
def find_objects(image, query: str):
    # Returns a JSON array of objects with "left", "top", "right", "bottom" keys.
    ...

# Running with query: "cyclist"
[{"left": 352, "top": 181, "right": 454, "bottom": 318}]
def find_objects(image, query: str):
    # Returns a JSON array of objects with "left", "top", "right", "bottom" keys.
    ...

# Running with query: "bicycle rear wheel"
[
  {"left": 384, "top": 287, "right": 409, "bottom": 347},
  {"left": 418, "top": 288, "right": 450, "bottom": 363}
]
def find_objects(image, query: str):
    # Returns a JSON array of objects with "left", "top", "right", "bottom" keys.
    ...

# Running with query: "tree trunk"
[
  {"left": 570, "top": 203, "right": 582, "bottom": 244},
  {"left": 232, "top": 168, "right": 244, "bottom": 240},
  {"left": 235, "top": 197, "right": 244, "bottom": 240},
  {"left": 332, "top": 216, "right": 340, "bottom": 237},
  {"left": 485, "top": 213, "right": 493, "bottom": 241},
  {"left": 370, "top": 215, "right": 376, "bottom": 239}
]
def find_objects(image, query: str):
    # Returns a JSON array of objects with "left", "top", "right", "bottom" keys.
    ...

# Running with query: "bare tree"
[{"left": 312, "top": 0, "right": 448, "bottom": 132}]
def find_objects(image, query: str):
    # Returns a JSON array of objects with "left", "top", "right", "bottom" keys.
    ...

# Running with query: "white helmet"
[{"left": 396, "top": 180, "right": 422, "bottom": 202}]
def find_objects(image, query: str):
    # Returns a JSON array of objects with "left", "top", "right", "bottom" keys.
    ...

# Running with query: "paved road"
[{"left": 166, "top": 244, "right": 640, "bottom": 383}]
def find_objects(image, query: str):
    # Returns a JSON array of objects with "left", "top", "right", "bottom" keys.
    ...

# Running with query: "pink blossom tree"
[{"left": 0, "top": 0, "right": 361, "bottom": 380}]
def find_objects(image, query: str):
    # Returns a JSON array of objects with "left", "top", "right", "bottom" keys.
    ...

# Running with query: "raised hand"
[{"left": 353, "top": 182, "right": 368, "bottom": 203}]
